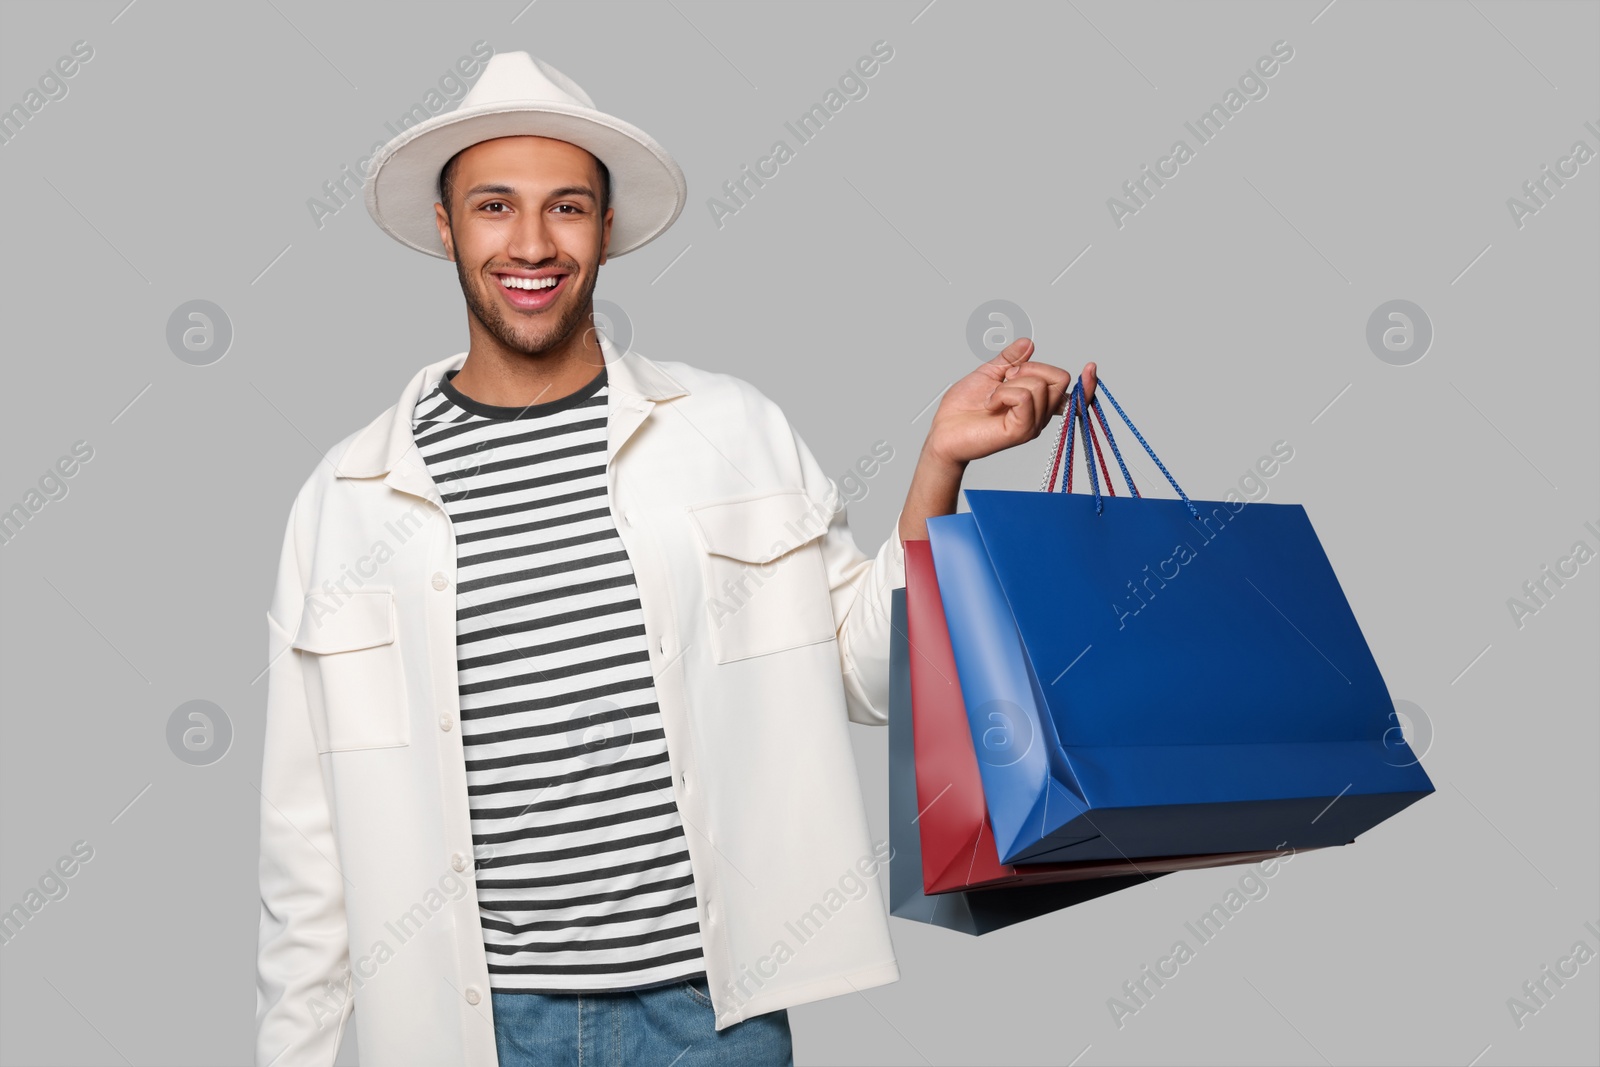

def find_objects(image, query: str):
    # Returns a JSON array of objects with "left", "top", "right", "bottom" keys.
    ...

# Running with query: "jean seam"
[{"left": 684, "top": 978, "right": 713, "bottom": 1009}]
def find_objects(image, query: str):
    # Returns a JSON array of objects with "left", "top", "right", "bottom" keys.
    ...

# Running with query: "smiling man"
[{"left": 255, "top": 51, "right": 1091, "bottom": 1067}]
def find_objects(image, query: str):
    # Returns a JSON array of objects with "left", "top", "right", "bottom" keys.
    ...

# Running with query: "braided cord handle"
[
  {"left": 1042, "top": 374, "right": 1199, "bottom": 519},
  {"left": 1091, "top": 395, "right": 1139, "bottom": 500},
  {"left": 1047, "top": 379, "right": 1133, "bottom": 502},
  {"left": 1044, "top": 382, "right": 1102, "bottom": 500},
  {"left": 1075, "top": 380, "right": 1101, "bottom": 506},
  {"left": 1086, "top": 400, "right": 1119, "bottom": 497}
]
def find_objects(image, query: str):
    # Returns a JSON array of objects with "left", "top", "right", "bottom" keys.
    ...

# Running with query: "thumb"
[{"left": 988, "top": 336, "right": 1034, "bottom": 379}]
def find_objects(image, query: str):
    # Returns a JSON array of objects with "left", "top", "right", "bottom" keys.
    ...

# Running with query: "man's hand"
[
  {"left": 925, "top": 338, "right": 1089, "bottom": 467},
  {"left": 897, "top": 338, "right": 1095, "bottom": 545}
]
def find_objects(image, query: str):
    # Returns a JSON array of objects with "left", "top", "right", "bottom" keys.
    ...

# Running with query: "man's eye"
[
  {"left": 480, "top": 201, "right": 508, "bottom": 213},
  {"left": 553, "top": 204, "right": 580, "bottom": 214}
]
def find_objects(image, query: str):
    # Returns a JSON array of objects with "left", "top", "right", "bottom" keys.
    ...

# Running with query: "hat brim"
[{"left": 363, "top": 100, "right": 687, "bottom": 259}]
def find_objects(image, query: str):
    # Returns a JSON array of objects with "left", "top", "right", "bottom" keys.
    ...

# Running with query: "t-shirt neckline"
[{"left": 438, "top": 363, "right": 607, "bottom": 420}]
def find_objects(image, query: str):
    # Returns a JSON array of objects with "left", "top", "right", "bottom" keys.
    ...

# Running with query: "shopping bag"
[
  {"left": 905, "top": 537, "right": 1329, "bottom": 893},
  {"left": 924, "top": 377, "right": 1435, "bottom": 866},
  {"left": 887, "top": 585, "right": 1164, "bottom": 934}
]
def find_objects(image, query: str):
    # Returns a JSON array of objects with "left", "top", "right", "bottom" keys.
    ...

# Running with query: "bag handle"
[
  {"left": 1044, "top": 379, "right": 1134, "bottom": 501},
  {"left": 1044, "top": 380, "right": 1097, "bottom": 493},
  {"left": 1041, "top": 375, "right": 1200, "bottom": 519},
  {"left": 1091, "top": 390, "right": 1140, "bottom": 500},
  {"left": 1079, "top": 384, "right": 1118, "bottom": 499}
]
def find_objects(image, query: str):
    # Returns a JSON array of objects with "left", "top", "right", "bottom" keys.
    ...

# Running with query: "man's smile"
[{"left": 492, "top": 268, "right": 570, "bottom": 311}]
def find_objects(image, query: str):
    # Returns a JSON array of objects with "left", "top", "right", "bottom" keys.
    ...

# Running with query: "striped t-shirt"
[{"left": 410, "top": 361, "right": 707, "bottom": 994}]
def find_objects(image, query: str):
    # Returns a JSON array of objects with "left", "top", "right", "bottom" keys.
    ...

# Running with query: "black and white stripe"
[{"left": 412, "top": 364, "right": 706, "bottom": 993}]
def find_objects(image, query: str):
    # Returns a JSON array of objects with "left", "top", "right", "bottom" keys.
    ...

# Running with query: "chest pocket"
[
  {"left": 289, "top": 589, "right": 410, "bottom": 752},
  {"left": 686, "top": 489, "right": 837, "bottom": 664}
]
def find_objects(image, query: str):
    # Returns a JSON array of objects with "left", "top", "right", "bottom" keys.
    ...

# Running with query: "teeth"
[{"left": 499, "top": 275, "right": 561, "bottom": 291}]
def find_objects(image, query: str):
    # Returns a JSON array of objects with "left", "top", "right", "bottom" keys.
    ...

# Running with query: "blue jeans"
[{"left": 491, "top": 975, "right": 794, "bottom": 1066}]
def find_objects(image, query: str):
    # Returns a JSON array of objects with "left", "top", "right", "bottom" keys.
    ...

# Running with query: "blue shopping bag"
[
  {"left": 886, "top": 586, "right": 1166, "bottom": 934},
  {"left": 925, "top": 378, "right": 1435, "bottom": 866}
]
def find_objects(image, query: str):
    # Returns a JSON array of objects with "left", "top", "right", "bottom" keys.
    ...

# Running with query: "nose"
[{"left": 505, "top": 208, "right": 558, "bottom": 266}]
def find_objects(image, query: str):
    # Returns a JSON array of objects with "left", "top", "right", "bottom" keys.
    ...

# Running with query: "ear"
[{"left": 433, "top": 202, "right": 457, "bottom": 262}]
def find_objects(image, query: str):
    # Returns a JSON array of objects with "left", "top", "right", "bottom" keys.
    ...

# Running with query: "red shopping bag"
[{"left": 906, "top": 537, "right": 1316, "bottom": 893}]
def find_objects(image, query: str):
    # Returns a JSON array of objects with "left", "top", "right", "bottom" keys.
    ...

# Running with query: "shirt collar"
[{"left": 333, "top": 332, "right": 689, "bottom": 479}]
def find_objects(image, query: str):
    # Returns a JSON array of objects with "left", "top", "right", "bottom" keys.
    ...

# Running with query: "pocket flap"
[
  {"left": 290, "top": 590, "right": 395, "bottom": 654},
  {"left": 687, "top": 489, "right": 828, "bottom": 565}
]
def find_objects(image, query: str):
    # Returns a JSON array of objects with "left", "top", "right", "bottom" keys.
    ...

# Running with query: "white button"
[
  {"left": 658, "top": 636, "right": 669, "bottom": 656},
  {"left": 432, "top": 572, "right": 449, "bottom": 590},
  {"left": 439, "top": 715, "right": 454, "bottom": 731},
  {"left": 625, "top": 509, "right": 635, "bottom": 525},
  {"left": 465, "top": 987, "right": 481, "bottom": 1005},
  {"left": 451, "top": 853, "right": 467, "bottom": 872}
]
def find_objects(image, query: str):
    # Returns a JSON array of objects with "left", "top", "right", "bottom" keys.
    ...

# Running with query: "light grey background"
[{"left": 2, "top": 1, "right": 1596, "bottom": 1064}]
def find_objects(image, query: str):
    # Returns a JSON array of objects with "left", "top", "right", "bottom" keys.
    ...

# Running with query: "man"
[{"left": 255, "top": 51, "right": 1094, "bottom": 1067}]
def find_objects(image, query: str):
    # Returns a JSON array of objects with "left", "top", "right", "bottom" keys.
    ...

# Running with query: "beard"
[{"left": 455, "top": 249, "right": 600, "bottom": 358}]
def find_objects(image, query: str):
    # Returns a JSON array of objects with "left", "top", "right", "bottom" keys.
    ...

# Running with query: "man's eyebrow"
[
  {"left": 462, "top": 183, "right": 596, "bottom": 202},
  {"left": 546, "top": 185, "right": 597, "bottom": 202}
]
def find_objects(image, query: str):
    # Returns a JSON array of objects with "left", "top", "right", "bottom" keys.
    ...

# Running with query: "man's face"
[{"left": 434, "top": 135, "right": 613, "bottom": 357}]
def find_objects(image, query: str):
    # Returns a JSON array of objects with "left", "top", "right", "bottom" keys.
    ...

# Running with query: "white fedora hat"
[{"left": 363, "top": 50, "right": 686, "bottom": 259}]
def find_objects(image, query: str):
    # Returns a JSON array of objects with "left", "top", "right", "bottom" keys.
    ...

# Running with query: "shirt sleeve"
[
  {"left": 256, "top": 490, "right": 356, "bottom": 1066},
  {"left": 786, "top": 419, "right": 908, "bottom": 727}
]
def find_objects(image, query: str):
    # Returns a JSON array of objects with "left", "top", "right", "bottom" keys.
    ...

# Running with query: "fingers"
[
  {"left": 987, "top": 336, "right": 1034, "bottom": 378},
  {"left": 1005, "top": 360, "right": 1071, "bottom": 418},
  {"left": 988, "top": 375, "right": 1052, "bottom": 434},
  {"left": 987, "top": 382, "right": 1039, "bottom": 427},
  {"left": 1080, "top": 361, "right": 1097, "bottom": 405},
  {"left": 1005, "top": 359, "right": 1069, "bottom": 386},
  {"left": 985, "top": 344, "right": 1076, "bottom": 430}
]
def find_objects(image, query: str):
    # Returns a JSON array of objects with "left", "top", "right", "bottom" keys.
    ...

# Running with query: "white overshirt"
[{"left": 256, "top": 332, "right": 907, "bottom": 1066}]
